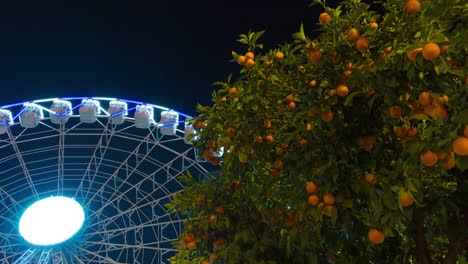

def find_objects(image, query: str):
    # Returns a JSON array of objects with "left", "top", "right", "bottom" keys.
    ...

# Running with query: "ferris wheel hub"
[{"left": 19, "top": 196, "right": 85, "bottom": 246}]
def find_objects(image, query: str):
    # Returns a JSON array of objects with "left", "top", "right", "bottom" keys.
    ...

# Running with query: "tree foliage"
[{"left": 168, "top": 0, "right": 468, "bottom": 263}]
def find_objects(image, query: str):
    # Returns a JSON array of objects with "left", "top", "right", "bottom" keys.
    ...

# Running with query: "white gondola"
[
  {"left": 0, "top": 109, "right": 13, "bottom": 135},
  {"left": 134, "top": 105, "right": 154, "bottom": 129},
  {"left": 50, "top": 100, "right": 72, "bottom": 125},
  {"left": 159, "top": 110, "right": 179, "bottom": 136},
  {"left": 20, "top": 103, "right": 44, "bottom": 128},
  {"left": 79, "top": 99, "right": 101, "bottom": 124},
  {"left": 184, "top": 122, "right": 197, "bottom": 144},
  {"left": 107, "top": 101, "right": 128, "bottom": 125}
]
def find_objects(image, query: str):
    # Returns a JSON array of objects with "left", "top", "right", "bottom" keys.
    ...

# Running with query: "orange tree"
[{"left": 167, "top": 0, "right": 468, "bottom": 263}]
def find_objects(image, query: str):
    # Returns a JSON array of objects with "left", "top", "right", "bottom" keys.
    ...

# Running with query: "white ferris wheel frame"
[{"left": 0, "top": 97, "right": 208, "bottom": 264}]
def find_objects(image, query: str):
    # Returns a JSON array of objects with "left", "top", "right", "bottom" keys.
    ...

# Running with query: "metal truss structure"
[{"left": 0, "top": 97, "right": 208, "bottom": 263}]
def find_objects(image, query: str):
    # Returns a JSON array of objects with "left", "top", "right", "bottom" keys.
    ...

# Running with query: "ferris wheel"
[{"left": 0, "top": 97, "right": 208, "bottom": 263}]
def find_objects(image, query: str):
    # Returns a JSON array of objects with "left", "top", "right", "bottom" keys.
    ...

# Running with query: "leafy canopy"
[{"left": 168, "top": 0, "right": 468, "bottom": 263}]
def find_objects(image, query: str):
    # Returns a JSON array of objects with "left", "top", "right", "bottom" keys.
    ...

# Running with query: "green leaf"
[
  {"left": 411, "top": 114, "right": 429, "bottom": 121},
  {"left": 382, "top": 189, "right": 396, "bottom": 209},
  {"left": 405, "top": 141, "right": 426, "bottom": 155},
  {"left": 451, "top": 108, "right": 468, "bottom": 123},
  {"left": 292, "top": 23, "right": 306, "bottom": 41},
  {"left": 344, "top": 91, "right": 363, "bottom": 106},
  {"left": 455, "top": 155, "right": 468, "bottom": 171}
]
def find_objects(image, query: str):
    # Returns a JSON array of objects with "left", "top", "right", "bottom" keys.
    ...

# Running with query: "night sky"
[{"left": 0, "top": 0, "right": 321, "bottom": 115}]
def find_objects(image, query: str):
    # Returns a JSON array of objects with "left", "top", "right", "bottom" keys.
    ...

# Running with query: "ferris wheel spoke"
[
  {"left": 74, "top": 245, "right": 126, "bottom": 264},
  {"left": 57, "top": 123, "right": 65, "bottom": 196},
  {"left": 84, "top": 240, "right": 177, "bottom": 252},
  {"left": 6, "top": 129, "right": 39, "bottom": 199},
  {"left": 90, "top": 143, "right": 193, "bottom": 219},
  {"left": 85, "top": 191, "right": 182, "bottom": 236},
  {"left": 87, "top": 160, "right": 179, "bottom": 221},
  {"left": 85, "top": 215, "right": 184, "bottom": 240},
  {"left": 0, "top": 187, "right": 23, "bottom": 217},
  {"left": 84, "top": 126, "right": 157, "bottom": 209},
  {"left": 74, "top": 119, "right": 112, "bottom": 200}
]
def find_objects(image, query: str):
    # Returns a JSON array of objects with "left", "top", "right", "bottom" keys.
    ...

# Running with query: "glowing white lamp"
[{"left": 19, "top": 196, "right": 85, "bottom": 246}]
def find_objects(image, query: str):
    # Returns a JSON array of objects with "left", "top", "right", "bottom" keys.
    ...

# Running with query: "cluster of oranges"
[
  {"left": 181, "top": 233, "right": 197, "bottom": 250},
  {"left": 237, "top": 51, "right": 256, "bottom": 68},
  {"left": 306, "top": 181, "right": 335, "bottom": 218}
]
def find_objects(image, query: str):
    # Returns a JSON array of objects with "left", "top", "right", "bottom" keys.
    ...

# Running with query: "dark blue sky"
[{"left": 0, "top": 0, "right": 317, "bottom": 114}]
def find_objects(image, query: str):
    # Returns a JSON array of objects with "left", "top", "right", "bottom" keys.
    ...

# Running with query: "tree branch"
[{"left": 413, "top": 207, "right": 432, "bottom": 264}]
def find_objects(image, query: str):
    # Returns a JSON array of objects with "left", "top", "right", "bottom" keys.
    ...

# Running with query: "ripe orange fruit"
[
  {"left": 336, "top": 84, "right": 349, "bottom": 97},
  {"left": 369, "top": 22, "right": 378, "bottom": 30},
  {"left": 418, "top": 91, "right": 433, "bottom": 106},
  {"left": 245, "top": 51, "right": 254, "bottom": 59},
  {"left": 308, "top": 195, "right": 320, "bottom": 206},
  {"left": 436, "top": 149, "right": 448, "bottom": 160},
  {"left": 323, "top": 193, "right": 335, "bottom": 205},
  {"left": 322, "top": 111, "right": 334, "bottom": 122},
  {"left": 202, "top": 261, "right": 210, "bottom": 264},
  {"left": 356, "top": 38, "right": 369, "bottom": 51},
  {"left": 215, "top": 206, "right": 224, "bottom": 214},
  {"left": 183, "top": 233, "right": 195, "bottom": 242},
  {"left": 347, "top": 28, "right": 360, "bottom": 41},
  {"left": 195, "top": 196, "right": 203, "bottom": 206},
  {"left": 299, "top": 138, "right": 308, "bottom": 146},
  {"left": 453, "top": 136, "right": 468, "bottom": 156},
  {"left": 464, "top": 126, "right": 468, "bottom": 137},
  {"left": 306, "top": 181, "right": 318, "bottom": 193},
  {"left": 323, "top": 205, "right": 334, "bottom": 217},
  {"left": 407, "top": 47, "right": 423, "bottom": 62},
  {"left": 226, "top": 127, "right": 236, "bottom": 137},
  {"left": 365, "top": 173, "right": 377, "bottom": 184},
  {"left": 440, "top": 154, "right": 455, "bottom": 169},
  {"left": 270, "top": 168, "right": 280, "bottom": 178},
  {"left": 237, "top": 55, "right": 246, "bottom": 65},
  {"left": 245, "top": 58, "right": 255, "bottom": 67},
  {"left": 306, "top": 123, "right": 312, "bottom": 132},
  {"left": 422, "top": 42, "right": 441, "bottom": 61},
  {"left": 406, "top": 127, "right": 418, "bottom": 137},
  {"left": 228, "top": 87, "right": 238, "bottom": 96},
  {"left": 186, "top": 240, "right": 197, "bottom": 250},
  {"left": 209, "top": 214, "right": 218, "bottom": 221},
  {"left": 264, "top": 59, "right": 272, "bottom": 67},
  {"left": 431, "top": 106, "right": 447, "bottom": 120},
  {"left": 288, "top": 101, "right": 296, "bottom": 109},
  {"left": 419, "top": 150, "right": 438, "bottom": 167},
  {"left": 285, "top": 94, "right": 294, "bottom": 102},
  {"left": 308, "top": 50, "right": 322, "bottom": 66},
  {"left": 400, "top": 191, "right": 414, "bottom": 207},
  {"left": 264, "top": 119, "right": 272, "bottom": 129},
  {"left": 395, "top": 126, "right": 408, "bottom": 138},
  {"left": 195, "top": 121, "right": 205, "bottom": 129},
  {"left": 309, "top": 80, "right": 317, "bottom": 87},
  {"left": 274, "top": 160, "right": 283, "bottom": 169},
  {"left": 213, "top": 237, "right": 224, "bottom": 248},
  {"left": 256, "top": 136, "right": 263, "bottom": 144},
  {"left": 319, "top": 12, "right": 331, "bottom": 24},
  {"left": 265, "top": 135, "right": 275, "bottom": 144},
  {"left": 368, "top": 228, "right": 385, "bottom": 244},
  {"left": 275, "top": 51, "right": 284, "bottom": 60},
  {"left": 405, "top": 0, "right": 421, "bottom": 15},
  {"left": 389, "top": 105, "right": 402, "bottom": 119}
]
